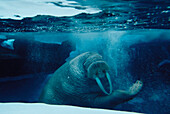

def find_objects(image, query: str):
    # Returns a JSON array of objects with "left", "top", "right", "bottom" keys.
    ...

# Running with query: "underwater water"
[{"left": 0, "top": 0, "right": 169, "bottom": 114}]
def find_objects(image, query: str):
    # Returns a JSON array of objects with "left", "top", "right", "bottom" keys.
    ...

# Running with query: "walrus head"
[{"left": 84, "top": 53, "right": 113, "bottom": 95}]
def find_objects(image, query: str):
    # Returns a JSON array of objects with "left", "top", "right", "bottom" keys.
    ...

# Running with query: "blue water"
[
  {"left": 0, "top": 0, "right": 169, "bottom": 32},
  {"left": 0, "top": 0, "right": 170, "bottom": 114}
]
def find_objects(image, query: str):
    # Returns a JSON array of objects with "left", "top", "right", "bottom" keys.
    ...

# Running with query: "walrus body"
[{"left": 39, "top": 52, "right": 143, "bottom": 109}]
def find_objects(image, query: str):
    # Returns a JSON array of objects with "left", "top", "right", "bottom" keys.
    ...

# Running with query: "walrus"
[{"left": 39, "top": 52, "right": 143, "bottom": 109}]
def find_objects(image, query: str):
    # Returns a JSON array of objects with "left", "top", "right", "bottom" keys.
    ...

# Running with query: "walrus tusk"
[{"left": 95, "top": 72, "right": 113, "bottom": 95}]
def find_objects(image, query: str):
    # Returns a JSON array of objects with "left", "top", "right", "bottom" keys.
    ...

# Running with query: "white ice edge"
[
  {"left": 0, "top": 103, "right": 143, "bottom": 114},
  {"left": 0, "top": 0, "right": 101, "bottom": 20}
]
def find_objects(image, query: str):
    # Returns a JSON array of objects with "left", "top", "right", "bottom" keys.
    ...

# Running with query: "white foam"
[{"left": 0, "top": 0, "right": 101, "bottom": 20}]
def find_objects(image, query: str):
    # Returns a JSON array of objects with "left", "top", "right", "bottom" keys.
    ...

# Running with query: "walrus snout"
[
  {"left": 87, "top": 61, "right": 109, "bottom": 79},
  {"left": 83, "top": 53, "right": 113, "bottom": 95}
]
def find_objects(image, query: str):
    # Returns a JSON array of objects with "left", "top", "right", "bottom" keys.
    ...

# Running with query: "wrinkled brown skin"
[{"left": 39, "top": 52, "right": 143, "bottom": 109}]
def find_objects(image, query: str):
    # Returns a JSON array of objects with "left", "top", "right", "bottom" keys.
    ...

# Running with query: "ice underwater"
[{"left": 0, "top": 29, "right": 169, "bottom": 114}]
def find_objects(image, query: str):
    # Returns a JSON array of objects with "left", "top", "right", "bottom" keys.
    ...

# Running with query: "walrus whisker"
[{"left": 95, "top": 72, "right": 113, "bottom": 95}]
